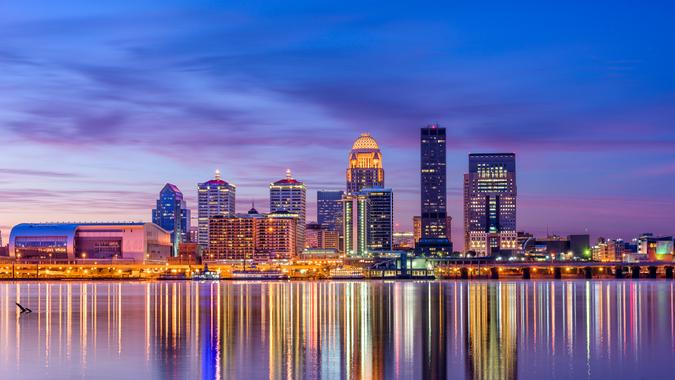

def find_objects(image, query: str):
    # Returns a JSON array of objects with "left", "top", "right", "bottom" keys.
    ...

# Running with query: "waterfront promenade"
[{"left": 1, "top": 256, "right": 673, "bottom": 280}]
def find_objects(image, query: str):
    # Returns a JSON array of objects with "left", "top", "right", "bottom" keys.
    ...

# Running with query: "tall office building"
[
  {"left": 346, "top": 133, "right": 384, "bottom": 193},
  {"left": 343, "top": 133, "right": 392, "bottom": 256},
  {"left": 317, "top": 190, "right": 344, "bottom": 231},
  {"left": 463, "top": 153, "right": 517, "bottom": 256},
  {"left": 417, "top": 124, "right": 452, "bottom": 255},
  {"left": 152, "top": 183, "right": 190, "bottom": 256},
  {"left": 414, "top": 215, "right": 452, "bottom": 244},
  {"left": 197, "top": 169, "right": 236, "bottom": 251},
  {"left": 270, "top": 169, "right": 306, "bottom": 254},
  {"left": 344, "top": 188, "right": 394, "bottom": 256}
]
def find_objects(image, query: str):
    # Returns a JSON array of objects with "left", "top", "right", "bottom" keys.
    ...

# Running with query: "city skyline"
[
  {"left": 2, "top": 1, "right": 675, "bottom": 250},
  {"left": 0, "top": 132, "right": 673, "bottom": 251}
]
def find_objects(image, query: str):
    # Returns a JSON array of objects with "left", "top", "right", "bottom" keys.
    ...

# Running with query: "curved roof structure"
[{"left": 351, "top": 133, "right": 380, "bottom": 151}]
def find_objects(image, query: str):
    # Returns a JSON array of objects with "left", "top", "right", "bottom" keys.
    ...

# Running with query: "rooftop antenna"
[
  {"left": 285, "top": 168, "right": 292, "bottom": 180},
  {"left": 214, "top": 168, "right": 221, "bottom": 180}
]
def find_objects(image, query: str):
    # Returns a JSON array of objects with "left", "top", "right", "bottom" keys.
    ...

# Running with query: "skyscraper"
[
  {"left": 346, "top": 133, "right": 384, "bottom": 193},
  {"left": 344, "top": 188, "right": 394, "bottom": 256},
  {"left": 152, "top": 183, "right": 190, "bottom": 256},
  {"left": 464, "top": 153, "right": 517, "bottom": 256},
  {"left": 270, "top": 169, "right": 306, "bottom": 254},
  {"left": 343, "top": 133, "right": 392, "bottom": 256},
  {"left": 317, "top": 190, "right": 344, "bottom": 231},
  {"left": 417, "top": 124, "right": 452, "bottom": 255},
  {"left": 198, "top": 169, "right": 236, "bottom": 251},
  {"left": 361, "top": 187, "right": 394, "bottom": 253}
]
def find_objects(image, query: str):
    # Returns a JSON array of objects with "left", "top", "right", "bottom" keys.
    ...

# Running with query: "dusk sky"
[{"left": 1, "top": 1, "right": 674, "bottom": 249}]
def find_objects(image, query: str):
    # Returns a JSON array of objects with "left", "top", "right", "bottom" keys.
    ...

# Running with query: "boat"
[
  {"left": 192, "top": 264, "right": 221, "bottom": 281},
  {"left": 328, "top": 268, "right": 366, "bottom": 280},
  {"left": 230, "top": 270, "right": 288, "bottom": 280}
]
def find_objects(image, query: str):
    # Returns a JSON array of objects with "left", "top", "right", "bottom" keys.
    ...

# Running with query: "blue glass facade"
[
  {"left": 317, "top": 190, "right": 344, "bottom": 231},
  {"left": 152, "top": 183, "right": 191, "bottom": 256}
]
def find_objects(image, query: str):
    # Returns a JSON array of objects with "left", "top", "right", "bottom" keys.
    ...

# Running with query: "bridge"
[{"left": 355, "top": 255, "right": 675, "bottom": 280}]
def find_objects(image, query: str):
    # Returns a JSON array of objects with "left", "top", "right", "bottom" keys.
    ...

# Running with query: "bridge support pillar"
[
  {"left": 615, "top": 266, "right": 624, "bottom": 279},
  {"left": 554, "top": 267, "right": 562, "bottom": 279},
  {"left": 648, "top": 266, "right": 657, "bottom": 279},
  {"left": 631, "top": 266, "right": 640, "bottom": 279},
  {"left": 666, "top": 266, "right": 674, "bottom": 279},
  {"left": 584, "top": 267, "right": 593, "bottom": 279},
  {"left": 460, "top": 267, "right": 469, "bottom": 280},
  {"left": 522, "top": 267, "right": 531, "bottom": 280},
  {"left": 490, "top": 267, "right": 499, "bottom": 280}
]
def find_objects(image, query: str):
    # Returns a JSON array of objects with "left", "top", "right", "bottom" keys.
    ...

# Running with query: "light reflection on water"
[{"left": 1, "top": 281, "right": 674, "bottom": 379}]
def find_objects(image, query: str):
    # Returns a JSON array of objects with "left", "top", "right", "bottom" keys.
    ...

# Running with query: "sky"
[{"left": 1, "top": 1, "right": 674, "bottom": 249}]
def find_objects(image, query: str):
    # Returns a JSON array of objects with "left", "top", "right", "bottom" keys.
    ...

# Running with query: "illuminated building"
[
  {"left": 346, "top": 133, "right": 384, "bottom": 193},
  {"left": 592, "top": 238, "right": 627, "bottom": 262},
  {"left": 343, "top": 133, "right": 391, "bottom": 256},
  {"left": 317, "top": 190, "right": 344, "bottom": 231},
  {"left": 413, "top": 216, "right": 421, "bottom": 243},
  {"left": 413, "top": 215, "right": 451, "bottom": 245},
  {"left": 207, "top": 208, "right": 298, "bottom": 261},
  {"left": 393, "top": 231, "right": 415, "bottom": 249},
  {"left": 152, "top": 183, "right": 190, "bottom": 256},
  {"left": 270, "top": 169, "right": 306, "bottom": 255},
  {"left": 8, "top": 222, "right": 171, "bottom": 262},
  {"left": 305, "top": 222, "right": 339, "bottom": 250},
  {"left": 343, "top": 188, "right": 393, "bottom": 256},
  {"left": 189, "top": 226, "right": 198, "bottom": 243},
  {"left": 638, "top": 234, "right": 673, "bottom": 261},
  {"left": 417, "top": 124, "right": 452, "bottom": 256},
  {"left": 463, "top": 153, "right": 517, "bottom": 256},
  {"left": 198, "top": 169, "right": 236, "bottom": 251}
]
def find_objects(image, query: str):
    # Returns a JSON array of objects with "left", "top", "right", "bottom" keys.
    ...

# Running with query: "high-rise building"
[
  {"left": 342, "top": 133, "right": 392, "bottom": 256},
  {"left": 346, "top": 133, "right": 384, "bottom": 193},
  {"left": 270, "top": 169, "right": 306, "bottom": 254},
  {"left": 317, "top": 190, "right": 344, "bottom": 231},
  {"left": 198, "top": 169, "right": 236, "bottom": 251},
  {"left": 152, "top": 183, "right": 190, "bottom": 256},
  {"left": 417, "top": 124, "right": 452, "bottom": 255},
  {"left": 463, "top": 153, "right": 517, "bottom": 256},
  {"left": 344, "top": 188, "right": 393, "bottom": 256},
  {"left": 414, "top": 215, "right": 452, "bottom": 244},
  {"left": 208, "top": 208, "right": 298, "bottom": 261}
]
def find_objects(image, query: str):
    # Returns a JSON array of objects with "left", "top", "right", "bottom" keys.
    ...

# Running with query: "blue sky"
[{"left": 1, "top": 1, "right": 674, "bottom": 248}]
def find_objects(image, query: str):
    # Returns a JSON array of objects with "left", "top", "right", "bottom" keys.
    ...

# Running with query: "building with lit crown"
[
  {"left": 346, "top": 133, "right": 384, "bottom": 193},
  {"left": 269, "top": 169, "right": 306, "bottom": 255},
  {"left": 152, "top": 183, "right": 190, "bottom": 256},
  {"left": 342, "top": 133, "right": 392, "bottom": 256},
  {"left": 8, "top": 222, "right": 171, "bottom": 263},
  {"left": 198, "top": 169, "right": 236, "bottom": 251},
  {"left": 464, "top": 153, "right": 517, "bottom": 256}
]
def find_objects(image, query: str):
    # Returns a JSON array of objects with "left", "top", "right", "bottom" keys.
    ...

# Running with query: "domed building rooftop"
[{"left": 351, "top": 133, "right": 380, "bottom": 151}]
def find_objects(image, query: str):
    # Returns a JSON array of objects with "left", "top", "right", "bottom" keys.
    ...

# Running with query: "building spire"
[
  {"left": 215, "top": 168, "right": 221, "bottom": 180},
  {"left": 285, "top": 168, "right": 292, "bottom": 180}
]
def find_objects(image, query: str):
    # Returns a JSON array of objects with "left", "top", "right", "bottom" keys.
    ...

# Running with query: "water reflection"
[{"left": 1, "top": 281, "right": 674, "bottom": 379}]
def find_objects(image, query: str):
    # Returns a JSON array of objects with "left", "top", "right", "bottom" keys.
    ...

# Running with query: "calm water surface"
[{"left": 1, "top": 280, "right": 674, "bottom": 379}]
